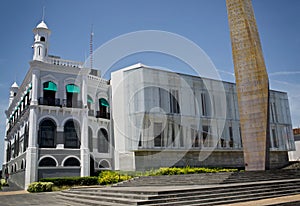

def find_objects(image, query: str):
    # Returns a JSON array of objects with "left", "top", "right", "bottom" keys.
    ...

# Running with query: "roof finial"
[{"left": 42, "top": 6, "right": 46, "bottom": 21}]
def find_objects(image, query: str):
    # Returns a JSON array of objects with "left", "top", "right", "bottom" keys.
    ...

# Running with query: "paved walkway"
[
  {"left": 221, "top": 194, "right": 300, "bottom": 205},
  {"left": 0, "top": 189, "right": 299, "bottom": 206}
]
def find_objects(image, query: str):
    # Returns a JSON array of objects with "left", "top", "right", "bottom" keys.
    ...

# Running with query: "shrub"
[
  {"left": 98, "top": 171, "right": 132, "bottom": 185},
  {"left": 27, "top": 182, "right": 53, "bottom": 193},
  {"left": 0, "top": 179, "right": 9, "bottom": 189},
  {"left": 39, "top": 176, "right": 98, "bottom": 187},
  {"left": 152, "top": 167, "right": 238, "bottom": 176}
]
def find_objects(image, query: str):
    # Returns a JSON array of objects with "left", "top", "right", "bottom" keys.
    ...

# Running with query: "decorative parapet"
[
  {"left": 88, "top": 74, "right": 109, "bottom": 87},
  {"left": 45, "top": 56, "right": 83, "bottom": 68}
]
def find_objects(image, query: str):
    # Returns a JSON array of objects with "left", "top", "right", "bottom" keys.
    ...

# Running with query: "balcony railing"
[
  {"left": 62, "top": 99, "right": 83, "bottom": 108},
  {"left": 88, "top": 110, "right": 95, "bottom": 116},
  {"left": 45, "top": 57, "right": 83, "bottom": 68},
  {"left": 96, "top": 111, "right": 110, "bottom": 119},
  {"left": 38, "top": 97, "right": 61, "bottom": 107},
  {"left": 6, "top": 104, "right": 30, "bottom": 135}
]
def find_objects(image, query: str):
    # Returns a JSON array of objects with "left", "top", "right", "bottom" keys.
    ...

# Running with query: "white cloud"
[
  {"left": 269, "top": 71, "right": 300, "bottom": 76},
  {"left": 217, "top": 69, "right": 235, "bottom": 76}
]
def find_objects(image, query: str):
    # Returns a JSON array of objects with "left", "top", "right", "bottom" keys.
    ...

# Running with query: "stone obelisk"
[{"left": 226, "top": 0, "right": 269, "bottom": 171}]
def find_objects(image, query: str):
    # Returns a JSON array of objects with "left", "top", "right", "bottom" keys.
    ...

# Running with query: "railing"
[
  {"left": 96, "top": 111, "right": 110, "bottom": 119},
  {"left": 88, "top": 110, "right": 95, "bottom": 116},
  {"left": 45, "top": 57, "right": 83, "bottom": 68},
  {"left": 6, "top": 105, "right": 30, "bottom": 135},
  {"left": 38, "top": 97, "right": 61, "bottom": 107},
  {"left": 62, "top": 99, "right": 83, "bottom": 108}
]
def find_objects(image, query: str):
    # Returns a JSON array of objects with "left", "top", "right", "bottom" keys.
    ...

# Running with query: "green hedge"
[
  {"left": 39, "top": 176, "right": 98, "bottom": 186},
  {"left": 27, "top": 182, "right": 53, "bottom": 193},
  {"left": 98, "top": 171, "right": 132, "bottom": 185},
  {"left": 153, "top": 167, "right": 238, "bottom": 175}
]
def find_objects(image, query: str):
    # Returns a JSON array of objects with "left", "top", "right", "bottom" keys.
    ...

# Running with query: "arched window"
[
  {"left": 41, "top": 81, "right": 57, "bottom": 106},
  {"left": 21, "top": 160, "right": 24, "bottom": 169},
  {"left": 87, "top": 95, "right": 94, "bottom": 116},
  {"left": 24, "top": 124, "right": 29, "bottom": 151},
  {"left": 16, "top": 133, "right": 20, "bottom": 156},
  {"left": 40, "top": 36, "right": 45, "bottom": 42},
  {"left": 97, "top": 98, "right": 110, "bottom": 119},
  {"left": 87, "top": 95, "right": 93, "bottom": 109},
  {"left": 39, "top": 157, "right": 57, "bottom": 167},
  {"left": 39, "top": 119, "right": 56, "bottom": 148},
  {"left": 99, "top": 160, "right": 110, "bottom": 169},
  {"left": 63, "top": 157, "right": 80, "bottom": 166},
  {"left": 64, "top": 120, "right": 80, "bottom": 148},
  {"left": 98, "top": 128, "right": 109, "bottom": 153},
  {"left": 88, "top": 127, "right": 93, "bottom": 151},
  {"left": 65, "top": 84, "right": 80, "bottom": 108}
]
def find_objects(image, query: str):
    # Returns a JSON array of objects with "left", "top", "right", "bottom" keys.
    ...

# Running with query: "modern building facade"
[
  {"left": 2, "top": 20, "right": 296, "bottom": 189},
  {"left": 289, "top": 128, "right": 300, "bottom": 161},
  {"left": 111, "top": 64, "right": 295, "bottom": 171}
]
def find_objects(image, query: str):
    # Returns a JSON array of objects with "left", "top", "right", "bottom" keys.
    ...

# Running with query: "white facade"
[
  {"left": 2, "top": 20, "right": 296, "bottom": 189},
  {"left": 111, "top": 65, "right": 295, "bottom": 171},
  {"left": 2, "top": 21, "right": 112, "bottom": 189}
]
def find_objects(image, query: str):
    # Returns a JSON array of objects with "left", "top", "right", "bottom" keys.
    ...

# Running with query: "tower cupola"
[
  {"left": 32, "top": 20, "right": 51, "bottom": 61},
  {"left": 9, "top": 82, "right": 19, "bottom": 105}
]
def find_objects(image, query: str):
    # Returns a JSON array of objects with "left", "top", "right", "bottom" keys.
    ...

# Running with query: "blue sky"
[{"left": 0, "top": 0, "right": 299, "bottom": 166}]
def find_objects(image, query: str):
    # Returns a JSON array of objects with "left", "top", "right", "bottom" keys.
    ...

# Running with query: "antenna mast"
[
  {"left": 42, "top": 6, "right": 45, "bottom": 21},
  {"left": 90, "top": 25, "right": 94, "bottom": 69}
]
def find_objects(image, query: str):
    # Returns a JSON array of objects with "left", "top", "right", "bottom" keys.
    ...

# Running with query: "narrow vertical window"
[
  {"left": 88, "top": 127, "right": 93, "bottom": 151},
  {"left": 98, "top": 128, "right": 109, "bottom": 153},
  {"left": 272, "top": 129, "right": 278, "bottom": 148},
  {"left": 201, "top": 93, "right": 206, "bottom": 116},
  {"left": 202, "top": 126, "right": 210, "bottom": 147},
  {"left": 191, "top": 128, "right": 199, "bottom": 148},
  {"left": 229, "top": 126, "right": 233, "bottom": 147},
  {"left": 179, "top": 125, "right": 184, "bottom": 147},
  {"left": 169, "top": 89, "right": 180, "bottom": 114},
  {"left": 273, "top": 103, "right": 278, "bottom": 122},
  {"left": 154, "top": 123, "right": 164, "bottom": 147}
]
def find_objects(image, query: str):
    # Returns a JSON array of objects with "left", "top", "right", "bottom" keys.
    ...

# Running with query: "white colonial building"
[
  {"left": 2, "top": 21, "right": 112, "bottom": 189},
  {"left": 2, "top": 20, "right": 295, "bottom": 189}
]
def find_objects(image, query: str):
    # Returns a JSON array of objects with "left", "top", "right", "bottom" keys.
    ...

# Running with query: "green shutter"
[
  {"left": 100, "top": 98, "right": 109, "bottom": 107},
  {"left": 43, "top": 81, "right": 57, "bottom": 91},
  {"left": 66, "top": 84, "right": 80, "bottom": 93},
  {"left": 87, "top": 96, "right": 94, "bottom": 103}
]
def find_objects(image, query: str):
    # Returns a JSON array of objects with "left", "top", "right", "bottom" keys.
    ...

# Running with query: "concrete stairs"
[
  {"left": 115, "top": 169, "right": 300, "bottom": 187},
  {"left": 59, "top": 169, "right": 300, "bottom": 206}
]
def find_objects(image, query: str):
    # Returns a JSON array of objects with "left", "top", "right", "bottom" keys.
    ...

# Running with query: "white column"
[
  {"left": 3, "top": 140, "right": 7, "bottom": 165},
  {"left": 31, "top": 69, "right": 39, "bottom": 105},
  {"left": 80, "top": 75, "right": 89, "bottom": 176},
  {"left": 25, "top": 70, "right": 39, "bottom": 189}
]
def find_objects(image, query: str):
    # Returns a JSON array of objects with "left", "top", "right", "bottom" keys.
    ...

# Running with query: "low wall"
[{"left": 134, "top": 150, "right": 289, "bottom": 170}]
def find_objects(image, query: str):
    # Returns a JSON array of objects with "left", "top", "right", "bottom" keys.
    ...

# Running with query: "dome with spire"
[
  {"left": 11, "top": 82, "right": 19, "bottom": 88},
  {"left": 36, "top": 20, "right": 48, "bottom": 29}
]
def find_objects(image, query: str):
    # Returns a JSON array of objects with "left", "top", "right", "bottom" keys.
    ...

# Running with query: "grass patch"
[{"left": 52, "top": 185, "right": 72, "bottom": 191}]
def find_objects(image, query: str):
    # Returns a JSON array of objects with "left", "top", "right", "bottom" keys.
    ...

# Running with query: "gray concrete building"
[{"left": 111, "top": 64, "right": 295, "bottom": 171}]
